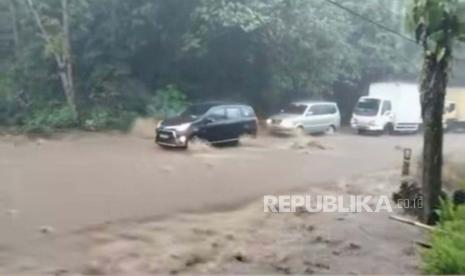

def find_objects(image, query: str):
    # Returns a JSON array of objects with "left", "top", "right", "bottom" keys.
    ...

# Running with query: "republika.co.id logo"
[{"left": 263, "top": 194, "right": 423, "bottom": 213}]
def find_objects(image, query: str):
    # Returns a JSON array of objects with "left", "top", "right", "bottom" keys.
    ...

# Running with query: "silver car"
[{"left": 266, "top": 101, "right": 341, "bottom": 135}]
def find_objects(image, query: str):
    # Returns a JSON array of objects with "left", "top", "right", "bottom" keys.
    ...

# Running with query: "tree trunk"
[
  {"left": 420, "top": 52, "right": 448, "bottom": 225},
  {"left": 61, "top": 0, "right": 78, "bottom": 121},
  {"left": 110, "top": 0, "right": 117, "bottom": 52},
  {"left": 26, "top": 0, "right": 78, "bottom": 121},
  {"left": 8, "top": 0, "right": 19, "bottom": 61}
]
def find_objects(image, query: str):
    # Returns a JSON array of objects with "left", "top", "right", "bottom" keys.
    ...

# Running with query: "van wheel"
[
  {"left": 325, "top": 125, "right": 336, "bottom": 135},
  {"left": 383, "top": 124, "right": 394, "bottom": 135}
]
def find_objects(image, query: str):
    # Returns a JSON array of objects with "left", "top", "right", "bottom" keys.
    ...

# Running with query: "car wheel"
[
  {"left": 230, "top": 139, "right": 240, "bottom": 146},
  {"left": 187, "top": 135, "right": 208, "bottom": 148},
  {"left": 239, "top": 133, "right": 253, "bottom": 142},
  {"left": 325, "top": 125, "right": 336, "bottom": 135},
  {"left": 157, "top": 144, "right": 168, "bottom": 149},
  {"left": 295, "top": 126, "right": 305, "bottom": 136}
]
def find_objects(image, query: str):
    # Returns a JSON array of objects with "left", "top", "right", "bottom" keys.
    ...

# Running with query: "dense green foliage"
[
  {"left": 422, "top": 199, "right": 465, "bottom": 274},
  {"left": 146, "top": 84, "right": 188, "bottom": 118},
  {"left": 0, "top": 0, "right": 420, "bottom": 132}
]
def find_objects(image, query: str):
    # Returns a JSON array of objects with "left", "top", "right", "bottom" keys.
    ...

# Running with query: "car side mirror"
[{"left": 204, "top": 117, "right": 215, "bottom": 124}]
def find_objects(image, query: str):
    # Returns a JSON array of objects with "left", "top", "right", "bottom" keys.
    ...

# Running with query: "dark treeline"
[{"left": 0, "top": 0, "right": 421, "bottom": 132}]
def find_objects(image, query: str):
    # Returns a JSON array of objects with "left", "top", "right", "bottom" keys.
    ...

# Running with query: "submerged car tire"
[
  {"left": 238, "top": 134, "right": 254, "bottom": 144},
  {"left": 229, "top": 139, "right": 240, "bottom": 146},
  {"left": 325, "top": 125, "right": 336, "bottom": 135},
  {"left": 295, "top": 126, "right": 306, "bottom": 136},
  {"left": 187, "top": 135, "right": 210, "bottom": 149}
]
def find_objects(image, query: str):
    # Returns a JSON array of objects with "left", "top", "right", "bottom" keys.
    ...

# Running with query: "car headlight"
[
  {"left": 174, "top": 123, "right": 191, "bottom": 132},
  {"left": 281, "top": 120, "right": 294, "bottom": 128},
  {"left": 266, "top": 118, "right": 272, "bottom": 125}
]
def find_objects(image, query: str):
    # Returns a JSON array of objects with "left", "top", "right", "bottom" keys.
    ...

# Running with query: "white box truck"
[
  {"left": 351, "top": 82, "right": 422, "bottom": 134},
  {"left": 445, "top": 87, "right": 465, "bottom": 131}
]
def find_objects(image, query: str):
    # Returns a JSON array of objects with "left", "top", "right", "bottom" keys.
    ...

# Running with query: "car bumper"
[
  {"left": 393, "top": 123, "right": 420, "bottom": 132},
  {"left": 155, "top": 129, "right": 188, "bottom": 147},
  {"left": 267, "top": 124, "right": 296, "bottom": 133},
  {"left": 351, "top": 123, "right": 383, "bottom": 131}
]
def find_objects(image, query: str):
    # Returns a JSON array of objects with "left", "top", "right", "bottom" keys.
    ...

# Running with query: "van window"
[
  {"left": 226, "top": 107, "right": 242, "bottom": 119},
  {"left": 309, "top": 105, "right": 325, "bottom": 115},
  {"left": 323, "top": 105, "right": 337, "bottom": 114},
  {"left": 381, "top": 101, "right": 392, "bottom": 114},
  {"left": 331, "top": 105, "right": 338, "bottom": 114},
  {"left": 283, "top": 104, "right": 308, "bottom": 115}
]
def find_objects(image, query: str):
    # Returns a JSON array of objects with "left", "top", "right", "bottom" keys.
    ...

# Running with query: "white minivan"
[{"left": 266, "top": 101, "right": 341, "bottom": 135}]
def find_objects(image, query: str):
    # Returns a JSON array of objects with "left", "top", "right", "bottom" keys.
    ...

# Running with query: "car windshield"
[
  {"left": 281, "top": 104, "right": 307, "bottom": 115},
  {"left": 180, "top": 104, "right": 213, "bottom": 118},
  {"left": 354, "top": 99, "right": 380, "bottom": 116}
]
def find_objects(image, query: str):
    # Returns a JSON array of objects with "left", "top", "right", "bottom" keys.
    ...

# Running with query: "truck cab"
[{"left": 351, "top": 97, "right": 394, "bottom": 134}]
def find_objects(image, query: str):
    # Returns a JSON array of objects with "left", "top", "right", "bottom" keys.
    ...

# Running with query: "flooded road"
[{"left": 0, "top": 131, "right": 464, "bottom": 274}]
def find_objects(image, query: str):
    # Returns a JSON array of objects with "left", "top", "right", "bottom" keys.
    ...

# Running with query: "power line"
[
  {"left": 323, "top": 0, "right": 465, "bottom": 63},
  {"left": 323, "top": 0, "right": 418, "bottom": 44}
]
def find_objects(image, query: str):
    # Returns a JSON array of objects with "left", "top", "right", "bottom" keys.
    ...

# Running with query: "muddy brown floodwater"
[{"left": 0, "top": 130, "right": 464, "bottom": 275}]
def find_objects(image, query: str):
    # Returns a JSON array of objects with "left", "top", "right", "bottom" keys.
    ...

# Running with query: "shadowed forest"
[{"left": 0, "top": 0, "right": 463, "bottom": 132}]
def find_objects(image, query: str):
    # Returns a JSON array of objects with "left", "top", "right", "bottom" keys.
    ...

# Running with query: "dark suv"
[{"left": 155, "top": 102, "right": 258, "bottom": 148}]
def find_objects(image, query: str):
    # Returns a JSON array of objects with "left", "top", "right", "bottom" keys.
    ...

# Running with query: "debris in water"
[
  {"left": 82, "top": 260, "right": 105, "bottom": 275},
  {"left": 233, "top": 251, "right": 249, "bottom": 263},
  {"left": 36, "top": 138, "right": 46, "bottom": 146},
  {"left": 394, "top": 145, "right": 404, "bottom": 151},
  {"left": 392, "top": 178, "right": 423, "bottom": 217},
  {"left": 160, "top": 165, "right": 174, "bottom": 174},
  {"left": 346, "top": 242, "right": 361, "bottom": 251},
  {"left": 39, "top": 225, "right": 55, "bottom": 234},
  {"left": 184, "top": 255, "right": 205, "bottom": 267},
  {"left": 305, "top": 224, "right": 315, "bottom": 232},
  {"left": 6, "top": 209, "right": 19, "bottom": 219},
  {"left": 290, "top": 139, "right": 327, "bottom": 150}
]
